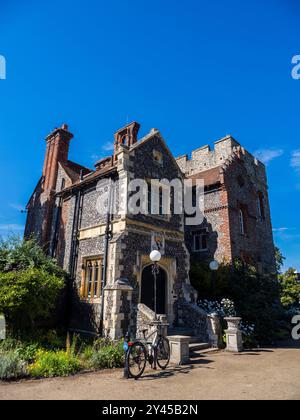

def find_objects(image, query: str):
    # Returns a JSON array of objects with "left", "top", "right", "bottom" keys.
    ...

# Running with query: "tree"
[
  {"left": 190, "top": 260, "right": 231, "bottom": 300},
  {"left": 0, "top": 235, "right": 65, "bottom": 277},
  {"left": 279, "top": 268, "right": 300, "bottom": 309},
  {"left": 229, "top": 260, "right": 282, "bottom": 343},
  {"left": 190, "top": 259, "right": 283, "bottom": 344},
  {"left": 0, "top": 236, "right": 66, "bottom": 331},
  {"left": 0, "top": 268, "right": 64, "bottom": 331},
  {"left": 275, "top": 246, "right": 286, "bottom": 274}
]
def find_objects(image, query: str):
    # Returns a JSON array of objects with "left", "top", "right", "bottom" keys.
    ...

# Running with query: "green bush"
[
  {"left": 0, "top": 329, "right": 67, "bottom": 364},
  {"left": 29, "top": 350, "right": 81, "bottom": 378},
  {"left": 0, "top": 351, "right": 27, "bottom": 380},
  {"left": 0, "top": 338, "right": 21, "bottom": 352},
  {"left": 0, "top": 236, "right": 67, "bottom": 333},
  {"left": 279, "top": 268, "right": 300, "bottom": 309},
  {"left": 15, "top": 344, "right": 40, "bottom": 363},
  {"left": 0, "top": 338, "right": 40, "bottom": 363},
  {"left": 93, "top": 337, "right": 114, "bottom": 351},
  {"left": 0, "top": 268, "right": 64, "bottom": 331},
  {"left": 0, "top": 235, "right": 66, "bottom": 277},
  {"left": 190, "top": 259, "right": 283, "bottom": 344},
  {"left": 88, "top": 342, "right": 124, "bottom": 370}
]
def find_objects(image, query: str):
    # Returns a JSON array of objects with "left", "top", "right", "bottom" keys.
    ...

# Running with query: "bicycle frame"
[{"left": 141, "top": 323, "right": 167, "bottom": 370}]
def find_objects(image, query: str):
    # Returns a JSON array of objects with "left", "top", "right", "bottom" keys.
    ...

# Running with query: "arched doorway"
[{"left": 140, "top": 265, "right": 167, "bottom": 315}]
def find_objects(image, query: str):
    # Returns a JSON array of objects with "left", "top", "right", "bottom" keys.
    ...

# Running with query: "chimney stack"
[
  {"left": 42, "top": 124, "right": 73, "bottom": 192},
  {"left": 113, "top": 121, "right": 140, "bottom": 161}
]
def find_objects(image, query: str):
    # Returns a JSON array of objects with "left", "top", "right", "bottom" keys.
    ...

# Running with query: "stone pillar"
[
  {"left": 167, "top": 335, "right": 190, "bottom": 365},
  {"left": 103, "top": 279, "right": 133, "bottom": 340},
  {"left": 224, "top": 317, "right": 243, "bottom": 353},
  {"left": 207, "top": 313, "right": 222, "bottom": 348}
]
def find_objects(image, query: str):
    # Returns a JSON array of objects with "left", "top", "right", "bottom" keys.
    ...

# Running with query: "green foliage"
[
  {"left": 29, "top": 350, "right": 81, "bottom": 378},
  {"left": 87, "top": 342, "right": 124, "bottom": 370},
  {"left": 0, "top": 339, "right": 40, "bottom": 363},
  {"left": 15, "top": 344, "right": 40, "bottom": 363},
  {"left": 228, "top": 262, "right": 283, "bottom": 344},
  {"left": 0, "top": 338, "right": 21, "bottom": 352},
  {"left": 0, "top": 329, "right": 66, "bottom": 363},
  {"left": 190, "top": 261, "right": 230, "bottom": 300},
  {"left": 0, "top": 351, "right": 27, "bottom": 380},
  {"left": 279, "top": 268, "right": 300, "bottom": 309},
  {"left": 0, "top": 236, "right": 67, "bottom": 332},
  {"left": 0, "top": 331, "right": 126, "bottom": 380},
  {"left": 81, "top": 345, "right": 94, "bottom": 361},
  {"left": 275, "top": 247, "right": 286, "bottom": 274},
  {"left": 190, "top": 259, "right": 283, "bottom": 344},
  {"left": 93, "top": 337, "right": 115, "bottom": 351},
  {"left": 0, "top": 235, "right": 65, "bottom": 277},
  {"left": 0, "top": 268, "right": 64, "bottom": 330}
]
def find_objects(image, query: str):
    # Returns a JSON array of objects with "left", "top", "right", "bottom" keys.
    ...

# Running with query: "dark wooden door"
[{"left": 141, "top": 265, "right": 166, "bottom": 314}]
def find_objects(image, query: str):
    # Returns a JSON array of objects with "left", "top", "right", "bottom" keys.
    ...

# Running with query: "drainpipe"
[
  {"left": 66, "top": 188, "right": 83, "bottom": 330},
  {"left": 50, "top": 196, "right": 62, "bottom": 258},
  {"left": 99, "top": 178, "right": 113, "bottom": 336}
]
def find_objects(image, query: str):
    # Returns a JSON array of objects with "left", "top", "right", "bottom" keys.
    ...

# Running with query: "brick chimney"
[
  {"left": 113, "top": 122, "right": 140, "bottom": 161},
  {"left": 42, "top": 124, "right": 73, "bottom": 191}
]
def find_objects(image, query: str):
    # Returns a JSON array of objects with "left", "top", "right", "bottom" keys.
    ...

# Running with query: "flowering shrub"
[
  {"left": 198, "top": 298, "right": 236, "bottom": 317},
  {"left": 29, "top": 350, "right": 81, "bottom": 378},
  {"left": 198, "top": 298, "right": 256, "bottom": 348},
  {"left": 221, "top": 299, "right": 236, "bottom": 317}
]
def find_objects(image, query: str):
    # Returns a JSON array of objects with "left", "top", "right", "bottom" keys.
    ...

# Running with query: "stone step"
[
  {"left": 189, "top": 342, "right": 210, "bottom": 352},
  {"left": 191, "top": 347, "right": 220, "bottom": 356}
]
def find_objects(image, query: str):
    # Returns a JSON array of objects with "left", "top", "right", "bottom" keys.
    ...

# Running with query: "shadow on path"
[{"left": 137, "top": 358, "right": 215, "bottom": 382}]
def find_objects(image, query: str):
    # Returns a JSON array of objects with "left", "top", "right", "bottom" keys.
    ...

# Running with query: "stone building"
[
  {"left": 25, "top": 122, "right": 276, "bottom": 340},
  {"left": 177, "top": 136, "right": 276, "bottom": 272}
]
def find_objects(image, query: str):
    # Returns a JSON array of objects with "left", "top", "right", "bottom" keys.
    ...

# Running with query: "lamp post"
[
  {"left": 209, "top": 260, "right": 219, "bottom": 299},
  {"left": 150, "top": 250, "right": 162, "bottom": 319}
]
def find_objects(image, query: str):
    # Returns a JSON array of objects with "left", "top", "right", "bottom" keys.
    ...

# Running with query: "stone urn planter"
[{"left": 224, "top": 317, "right": 243, "bottom": 353}]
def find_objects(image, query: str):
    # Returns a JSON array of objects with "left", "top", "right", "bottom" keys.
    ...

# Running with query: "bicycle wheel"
[
  {"left": 126, "top": 342, "right": 147, "bottom": 380},
  {"left": 156, "top": 337, "right": 170, "bottom": 370}
]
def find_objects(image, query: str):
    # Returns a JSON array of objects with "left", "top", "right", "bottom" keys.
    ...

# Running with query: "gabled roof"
[
  {"left": 130, "top": 129, "right": 184, "bottom": 177},
  {"left": 62, "top": 161, "right": 92, "bottom": 182},
  {"left": 57, "top": 161, "right": 117, "bottom": 197}
]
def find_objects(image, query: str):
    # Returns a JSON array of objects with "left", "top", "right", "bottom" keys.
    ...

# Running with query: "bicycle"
[{"left": 125, "top": 321, "right": 170, "bottom": 380}]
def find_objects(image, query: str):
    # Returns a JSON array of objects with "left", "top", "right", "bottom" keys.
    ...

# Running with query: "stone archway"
[{"left": 140, "top": 265, "right": 167, "bottom": 315}]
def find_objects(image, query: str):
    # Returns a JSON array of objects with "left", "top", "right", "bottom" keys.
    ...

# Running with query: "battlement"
[{"left": 176, "top": 135, "right": 265, "bottom": 177}]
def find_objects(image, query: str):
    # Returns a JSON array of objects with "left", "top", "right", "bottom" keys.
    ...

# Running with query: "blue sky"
[{"left": 0, "top": 0, "right": 299, "bottom": 271}]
